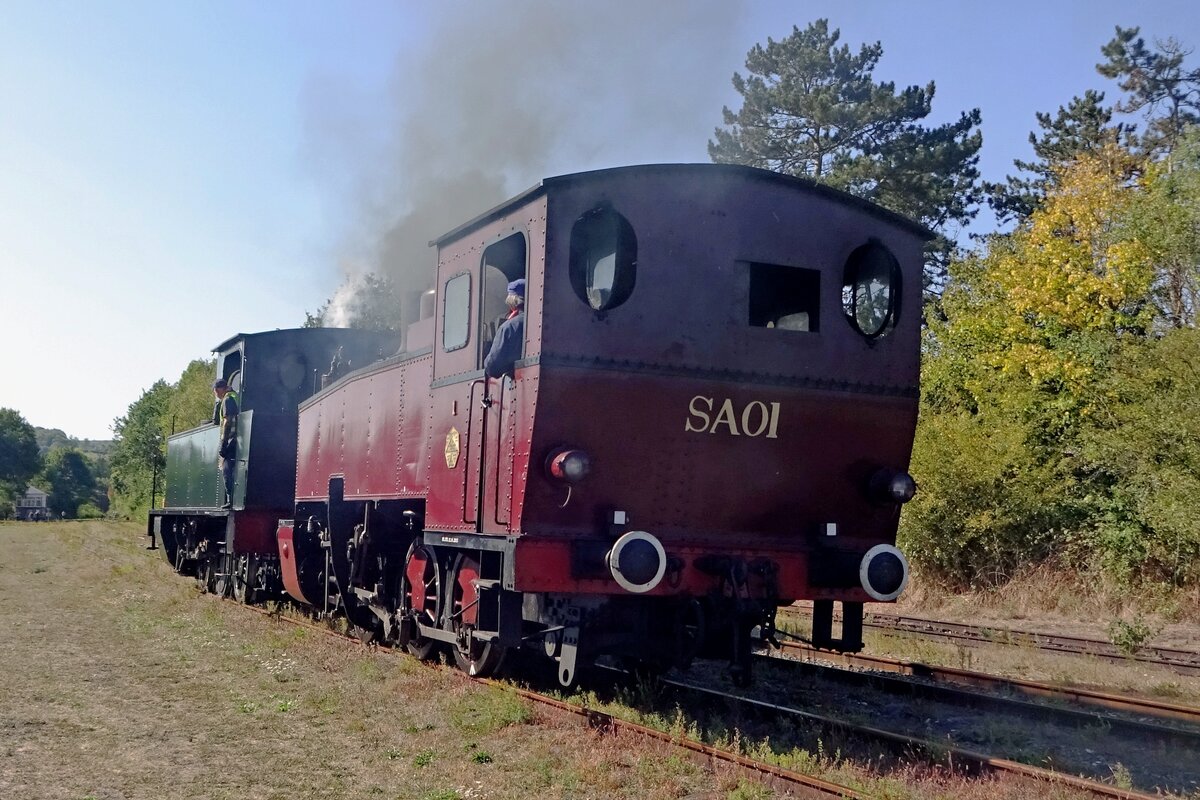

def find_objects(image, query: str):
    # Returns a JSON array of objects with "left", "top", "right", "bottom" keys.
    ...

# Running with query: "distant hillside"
[{"left": 34, "top": 427, "right": 113, "bottom": 457}]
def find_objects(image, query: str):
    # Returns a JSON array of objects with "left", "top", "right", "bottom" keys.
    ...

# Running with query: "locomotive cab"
[
  {"left": 150, "top": 328, "right": 401, "bottom": 594},
  {"left": 247, "top": 164, "right": 930, "bottom": 686},
  {"left": 414, "top": 165, "right": 928, "bottom": 681}
]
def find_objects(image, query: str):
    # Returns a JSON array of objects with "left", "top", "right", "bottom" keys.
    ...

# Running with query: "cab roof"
[{"left": 430, "top": 163, "right": 934, "bottom": 248}]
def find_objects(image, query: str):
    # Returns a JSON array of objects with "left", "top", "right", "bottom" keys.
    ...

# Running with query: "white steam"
[{"left": 321, "top": 272, "right": 372, "bottom": 329}]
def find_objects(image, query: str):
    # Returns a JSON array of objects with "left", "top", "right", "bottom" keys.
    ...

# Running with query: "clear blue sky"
[{"left": 1, "top": 1, "right": 1197, "bottom": 440}]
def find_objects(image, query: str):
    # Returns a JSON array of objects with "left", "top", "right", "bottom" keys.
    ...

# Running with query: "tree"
[
  {"left": 988, "top": 90, "right": 1134, "bottom": 223},
  {"left": 899, "top": 403, "right": 1068, "bottom": 587},
  {"left": 1098, "top": 26, "right": 1200, "bottom": 161},
  {"left": 1128, "top": 129, "right": 1200, "bottom": 328},
  {"left": 37, "top": 448, "right": 96, "bottom": 518},
  {"left": 708, "top": 19, "right": 983, "bottom": 289},
  {"left": 1079, "top": 328, "right": 1200, "bottom": 586},
  {"left": 305, "top": 273, "right": 404, "bottom": 331},
  {"left": 0, "top": 408, "right": 40, "bottom": 511},
  {"left": 109, "top": 381, "right": 171, "bottom": 517},
  {"left": 168, "top": 359, "right": 218, "bottom": 434},
  {"left": 34, "top": 427, "right": 73, "bottom": 454},
  {"left": 940, "top": 147, "right": 1154, "bottom": 410},
  {"left": 903, "top": 149, "right": 1159, "bottom": 586}
]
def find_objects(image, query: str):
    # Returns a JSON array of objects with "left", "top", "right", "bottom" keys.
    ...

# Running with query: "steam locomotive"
[{"left": 150, "top": 163, "right": 926, "bottom": 685}]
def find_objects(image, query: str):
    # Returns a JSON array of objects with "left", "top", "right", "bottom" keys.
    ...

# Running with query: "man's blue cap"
[
  {"left": 213, "top": 378, "right": 228, "bottom": 390},
  {"left": 506, "top": 279, "right": 525, "bottom": 298}
]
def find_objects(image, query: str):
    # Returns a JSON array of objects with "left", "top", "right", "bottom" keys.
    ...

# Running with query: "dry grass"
[
  {"left": 0, "top": 521, "right": 733, "bottom": 800},
  {"left": 885, "top": 565, "right": 1200, "bottom": 705},
  {"left": 3, "top": 521, "right": 1182, "bottom": 800},
  {"left": 896, "top": 563, "right": 1200, "bottom": 650}
]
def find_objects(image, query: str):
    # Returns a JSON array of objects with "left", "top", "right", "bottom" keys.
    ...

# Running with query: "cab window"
[
  {"left": 442, "top": 273, "right": 471, "bottom": 351},
  {"left": 842, "top": 241, "right": 900, "bottom": 338},
  {"left": 748, "top": 262, "right": 820, "bottom": 332},
  {"left": 480, "top": 233, "right": 527, "bottom": 364},
  {"left": 569, "top": 206, "right": 637, "bottom": 311},
  {"left": 219, "top": 350, "right": 243, "bottom": 395}
]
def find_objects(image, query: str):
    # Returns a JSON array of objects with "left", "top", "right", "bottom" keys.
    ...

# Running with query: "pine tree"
[
  {"left": 988, "top": 90, "right": 1134, "bottom": 222},
  {"left": 1098, "top": 25, "right": 1200, "bottom": 161},
  {"left": 709, "top": 20, "right": 982, "bottom": 292}
]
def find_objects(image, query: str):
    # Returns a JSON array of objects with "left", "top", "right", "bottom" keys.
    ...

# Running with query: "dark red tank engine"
[{"left": 266, "top": 164, "right": 928, "bottom": 684}]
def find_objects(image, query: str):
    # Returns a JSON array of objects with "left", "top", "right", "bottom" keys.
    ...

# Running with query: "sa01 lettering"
[{"left": 684, "top": 396, "right": 781, "bottom": 438}]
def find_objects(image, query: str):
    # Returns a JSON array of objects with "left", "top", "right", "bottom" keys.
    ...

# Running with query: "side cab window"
[
  {"left": 443, "top": 273, "right": 471, "bottom": 352},
  {"left": 479, "top": 232, "right": 528, "bottom": 366}
]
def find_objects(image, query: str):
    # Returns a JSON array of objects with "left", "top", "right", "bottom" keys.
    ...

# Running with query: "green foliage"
[
  {"left": 168, "top": 359, "right": 218, "bottom": 434},
  {"left": 0, "top": 408, "right": 41, "bottom": 510},
  {"left": 709, "top": 19, "right": 982, "bottom": 289},
  {"left": 34, "top": 427, "right": 73, "bottom": 453},
  {"left": 1098, "top": 26, "right": 1200, "bottom": 158},
  {"left": 1107, "top": 615, "right": 1159, "bottom": 655},
  {"left": 108, "top": 358, "right": 219, "bottom": 517},
  {"left": 37, "top": 448, "right": 98, "bottom": 518},
  {"left": 1108, "top": 762, "right": 1134, "bottom": 791},
  {"left": 725, "top": 781, "right": 773, "bottom": 800},
  {"left": 1078, "top": 329, "right": 1200, "bottom": 585},
  {"left": 447, "top": 687, "right": 531, "bottom": 734},
  {"left": 109, "top": 380, "right": 171, "bottom": 518},
  {"left": 900, "top": 409, "right": 1069, "bottom": 587},
  {"left": 906, "top": 146, "right": 1199, "bottom": 589},
  {"left": 76, "top": 502, "right": 105, "bottom": 519},
  {"left": 1129, "top": 131, "right": 1200, "bottom": 329},
  {"left": 988, "top": 90, "right": 1133, "bottom": 222},
  {"left": 33, "top": 426, "right": 109, "bottom": 452}
]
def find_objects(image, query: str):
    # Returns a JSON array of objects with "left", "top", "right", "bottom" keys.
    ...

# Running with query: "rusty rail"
[
  {"left": 834, "top": 610, "right": 1200, "bottom": 676},
  {"left": 664, "top": 676, "right": 1163, "bottom": 800},
  {"left": 775, "top": 640, "right": 1200, "bottom": 726}
]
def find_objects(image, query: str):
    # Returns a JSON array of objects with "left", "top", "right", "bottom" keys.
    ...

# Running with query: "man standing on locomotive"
[
  {"left": 212, "top": 378, "right": 239, "bottom": 509},
  {"left": 484, "top": 278, "right": 525, "bottom": 378}
]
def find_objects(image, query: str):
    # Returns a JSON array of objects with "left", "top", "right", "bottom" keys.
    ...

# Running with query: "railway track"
[
  {"left": 662, "top": 675, "right": 1164, "bottom": 800},
  {"left": 239, "top": 603, "right": 866, "bottom": 799},
  {"left": 233, "top": 599, "right": 1174, "bottom": 799},
  {"left": 785, "top": 608, "right": 1200, "bottom": 676},
  {"left": 773, "top": 640, "right": 1200, "bottom": 727},
  {"left": 492, "top": 683, "right": 868, "bottom": 799},
  {"left": 748, "top": 641, "right": 1200, "bottom": 794}
]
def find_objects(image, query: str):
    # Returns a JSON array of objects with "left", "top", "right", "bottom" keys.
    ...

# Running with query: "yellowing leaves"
[
  {"left": 938, "top": 147, "right": 1155, "bottom": 407},
  {"left": 1002, "top": 154, "right": 1153, "bottom": 328}
]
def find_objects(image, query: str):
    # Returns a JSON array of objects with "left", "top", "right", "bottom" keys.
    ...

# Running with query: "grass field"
[{"left": 0, "top": 521, "right": 755, "bottom": 800}]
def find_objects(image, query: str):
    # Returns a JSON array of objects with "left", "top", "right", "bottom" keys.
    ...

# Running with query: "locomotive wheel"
[
  {"left": 170, "top": 527, "right": 194, "bottom": 576},
  {"left": 231, "top": 557, "right": 245, "bottom": 602},
  {"left": 232, "top": 555, "right": 257, "bottom": 605},
  {"left": 448, "top": 554, "right": 505, "bottom": 678},
  {"left": 455, "top": 636, "right": 505, "bottom": 678},
  {"left": 200, "top": 556, "right": 223, "bottom": 595},
  {"left": 399, "top": 542, "right": 441, "bottom": 660},
  {"left": 211, "top": 554, "right": 232, "bottom": 598}
]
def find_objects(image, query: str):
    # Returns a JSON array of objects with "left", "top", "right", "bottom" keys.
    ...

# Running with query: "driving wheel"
[{"left": 399, "top": 542, "right": 441, "bottom": 660}]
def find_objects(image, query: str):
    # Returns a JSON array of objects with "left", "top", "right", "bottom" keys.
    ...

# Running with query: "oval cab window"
[
  {"left": 569, "top": 207, "right": 637, "bottom": 311},
  {"left": 842, "top": 241, "right": 900, "bottom": 338}
]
